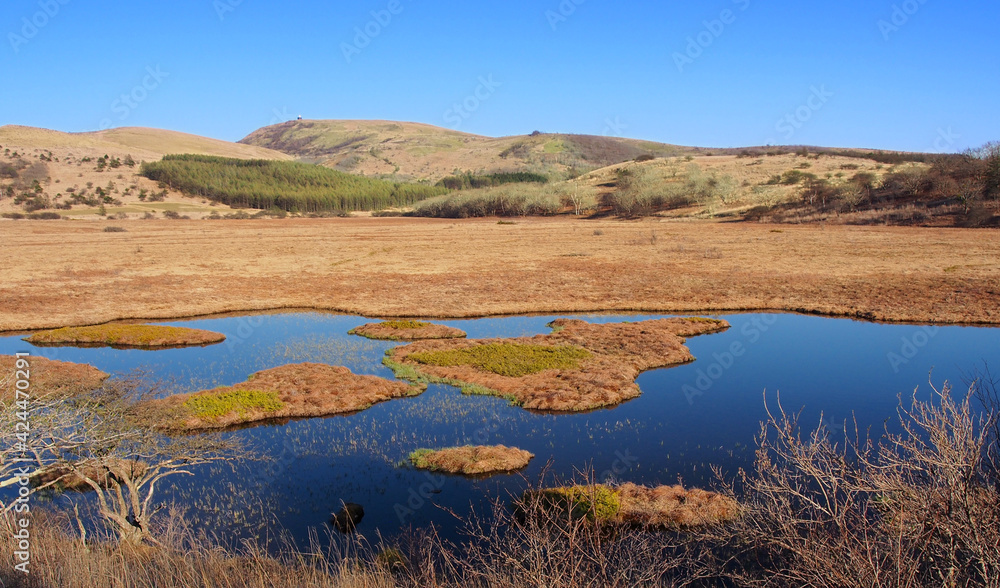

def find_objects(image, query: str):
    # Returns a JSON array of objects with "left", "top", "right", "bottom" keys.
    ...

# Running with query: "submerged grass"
[
  {"left": 183, "top": 389, "right": 285, "bottom": 420},
  {"left": 383, "top": 354, "right": 508, "bottom": 400},
  {"left": 408, "top": 342, "right": 591, "bottom": 377}
]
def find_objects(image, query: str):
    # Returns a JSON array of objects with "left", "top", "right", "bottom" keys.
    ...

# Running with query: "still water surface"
[{"left": 2, "top": 312, "right": 996, "bottom": 546}]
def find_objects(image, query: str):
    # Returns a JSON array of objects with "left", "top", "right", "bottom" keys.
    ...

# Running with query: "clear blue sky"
[{"left": 2, "top": 0, "right": 997, "bottom": 152}]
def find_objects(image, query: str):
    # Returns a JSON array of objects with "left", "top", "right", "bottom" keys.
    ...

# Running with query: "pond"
[{"left": 2, "top": 312, "right": 997, "bottom": 548}]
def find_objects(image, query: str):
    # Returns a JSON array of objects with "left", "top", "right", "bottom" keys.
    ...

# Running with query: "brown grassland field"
[{"left": 0, "top": 216, "right": 998, "bottom": 332}]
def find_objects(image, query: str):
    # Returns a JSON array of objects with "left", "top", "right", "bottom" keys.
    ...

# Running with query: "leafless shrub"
[{"left": 703, "top": 381, "right": 1000, "bottom": 588}]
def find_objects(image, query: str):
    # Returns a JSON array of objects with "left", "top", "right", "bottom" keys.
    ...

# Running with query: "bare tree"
[{"left": 1, "top": 374, "right": 238, "bottom": 546}]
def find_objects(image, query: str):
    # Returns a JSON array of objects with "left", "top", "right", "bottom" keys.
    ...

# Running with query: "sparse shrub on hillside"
[
  {"left": 499, "top": 141, "right": 532, "bottom": 159},
  {"left": 602, "top": 164, "right": 737, "bottom": 217},
  {"left": 411, "top": 182, "right": 594, "bottom": 218},
  {"left": 437, "top": 171, "right": 549, "bottom": 191},
  {"left": 0, "top": 162, "right": 17, "bottom": 179}
]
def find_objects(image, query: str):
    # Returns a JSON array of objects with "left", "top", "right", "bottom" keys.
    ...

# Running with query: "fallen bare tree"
[{"left": 0, "top": 373, "right": 239, "bottom": 546}]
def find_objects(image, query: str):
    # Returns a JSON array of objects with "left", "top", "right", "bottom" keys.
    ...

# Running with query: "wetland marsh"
[{"left": 2, "top": 310, "right": 997, "bottom": 547}]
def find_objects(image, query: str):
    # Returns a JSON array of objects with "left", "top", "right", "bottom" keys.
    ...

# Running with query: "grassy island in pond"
[
  {"left": 385, "top": 317, "right": 729, "bottom": 411},
  {"left": 409, "top": 445, "right": 534, "bottom": 476},
  {"left": 0, "top": 355, "right": 108, "bottom": 402},
  {"left": 25, "top": 324, "right": 226, "bottom": 349},
  {"left": 152, "top": 362, "right": 424, "bottom": 430},
  {"left": 524, "top": 483, "right": 739, "bottom": 528},
  {"left": 349, "top": 320, "right": 467, "bottom": 341}
]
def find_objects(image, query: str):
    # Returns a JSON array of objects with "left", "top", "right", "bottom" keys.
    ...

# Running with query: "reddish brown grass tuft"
[
  {"left": 387, "top": 317, "right": 728, "bottom": 411},
  {"left": 616, "top": 482, "right": 740, "bottom": 528},
  {"left": 152, "top": 362, "right": 424, "bottom": 430},
  {"left": 350, "top": 320, "right": 467, "bottom": 341},
  {"left": 410, "top": 445, "right": 534, "bottom": 476},
  {"left": 0, "top": 355, "right": 108, "bottom": 402},
  {"left": 25, "top": 324, "right": 225, "bottom": 348}
]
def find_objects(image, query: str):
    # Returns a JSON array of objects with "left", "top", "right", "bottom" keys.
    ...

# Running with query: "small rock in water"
[{"left": 330, "top": 503, "right": 365, "bottom": 533}]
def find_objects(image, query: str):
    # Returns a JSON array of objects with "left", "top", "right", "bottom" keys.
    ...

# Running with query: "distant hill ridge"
[
  {"left": 0, "top": 125, "right": 291, "bottom": 161},
  {"left": 238, "top": 119, "right": 704, "bottom": 182}
]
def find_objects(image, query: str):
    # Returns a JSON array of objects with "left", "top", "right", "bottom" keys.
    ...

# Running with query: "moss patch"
[
  {"left": 386, "top": 317, "right": 729, "bottom": 412},
  {"left": 408, "top": 445, "right": 534, "bottom": 476},
  {"left": 183, "top": 389, "right": 285, "bottom": 420},
  {"left": 25, "top": 324, "right": 225, "bottom": 349},
  {"left": 532, "top": 485, "right": 622, "bottom": 522},
  {"left": 408, "top": 342, "right": 591, "bottom": 377},
  {"left": 350, "top": 320, "right": 466, "bottom": 341}
]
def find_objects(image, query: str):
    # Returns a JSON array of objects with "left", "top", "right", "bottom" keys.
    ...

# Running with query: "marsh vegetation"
[
  {"left": 26, "top": 324, "right": 226, "bottom": 348},
  {"left": 408, "top": 445, "right": 534, "bottom": 476},
  {"left": 349, "top": 320, "right": 467, "bottom": 341},
  {"left": 386, "top": 317, "right": 729, "bottom": 411}
]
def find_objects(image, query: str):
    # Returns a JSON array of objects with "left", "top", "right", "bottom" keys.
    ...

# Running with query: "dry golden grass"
[
  {"left": 0, "top": 355, "right": 108, "bottom": 402},
  {"left": 616, "top": 483, "right": 740, "bottom": 528},
  {"left": 524, "top": 482, "right": 739, "bottom": 528},
  {"left": 151, "top": 363, "right": 423, "bottom": 431},
  {"left": 349, "top": 320, "right": 467, "bottom": 341},
  {"left": 0, "top": 217, "right": 997, "bottom": 332},
  {"left": 0, "top": 125, "right": 290, "bottom": 220},
  {"left": 387, "top": 318, "right": 728, "bottom": 411},
  {"left": 409, "top": 445, "right": 534, "bottom": 475},
  {"left": 25, "top": 324, "right": 225, "bottom": 348}
]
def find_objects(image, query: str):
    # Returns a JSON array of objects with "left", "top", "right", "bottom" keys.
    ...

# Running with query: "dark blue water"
[{"left": 3, "top": 312, "right": 997, "bottom": 547}]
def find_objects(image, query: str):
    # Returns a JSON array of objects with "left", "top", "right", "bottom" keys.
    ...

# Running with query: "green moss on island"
[
  {"left": 408, "top": 342, "right": 591, "bottom": 378},
  {"left": 183, "top": 389, "right": 285, "bottom": 420}
]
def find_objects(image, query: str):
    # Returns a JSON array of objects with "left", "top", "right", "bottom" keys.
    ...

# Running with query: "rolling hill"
[
  {"left": 238, "top": 119, "right": 706, "bottom": 182},
  {"left": 0, "top": 125, "right": 291, "bottom": 161}
]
